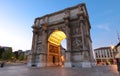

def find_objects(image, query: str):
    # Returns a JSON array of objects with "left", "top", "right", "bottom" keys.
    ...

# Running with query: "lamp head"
[{"left": 111, "top": 45, "right": 115, "bottom": 50}]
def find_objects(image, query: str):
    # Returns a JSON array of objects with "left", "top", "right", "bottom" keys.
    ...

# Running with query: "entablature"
[{"left": 32, "top": 3, "right": 90, "bottom": 28}]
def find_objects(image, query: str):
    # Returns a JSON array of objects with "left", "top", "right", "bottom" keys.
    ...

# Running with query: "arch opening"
[
  {"left": 48, "top": 30, "right": 66, "bottom": 45},
  {"left": 48, "top": 30, "right": 66, "bottom": 67}
]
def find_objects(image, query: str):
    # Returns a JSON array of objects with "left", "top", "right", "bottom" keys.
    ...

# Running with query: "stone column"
[
  {"left": 77, "top": 14, "right": 92, "bottom": 68},
  {"left": 88, "top": 38, "right": 95, "bottom": 66},
  {"left": 64, "top": 16, "right": 72, "bottom": 67},
  {"left": 28, "top": 27, "right": 38, "bottom": 67},
  {"left": 39, "top": 23, "right": 48, "bottom": 67}
]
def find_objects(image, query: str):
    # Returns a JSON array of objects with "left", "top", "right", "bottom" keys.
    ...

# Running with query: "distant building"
[
  {"left": 115, "top": 42, "right": 120, "bottom": 59},
  {"left": 24, "top": 50, "right": 31, "bottom": 61},
  {"left": 94, "top": 46, "right": 117, "bottom": 65},
  {"left": 116, "top": 42, "right": 120, "bottom": 52},
  {"left": 25, "top": 50, "right": 31, "bottom": 56},
  {"left": 0, "top": 46, "right": 12, "bottom": 52},
  {"left": 13, "top": 50, "right": 24, "bottom": 60}
]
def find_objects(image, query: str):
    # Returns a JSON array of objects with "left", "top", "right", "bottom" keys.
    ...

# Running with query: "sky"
[{"left": 0, "top": 0, "right": 120, "bottom": 51}]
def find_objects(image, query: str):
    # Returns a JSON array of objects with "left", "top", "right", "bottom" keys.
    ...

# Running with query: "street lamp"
[{"left": 111, "top": 46, "right": 115, "bottom": 50}]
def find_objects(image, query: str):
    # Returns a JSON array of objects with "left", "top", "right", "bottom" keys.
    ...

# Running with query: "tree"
[
  {"left": 18, "top": 53, "right": 24, "bottom": 61},
  {"left": 2, "top": 51, "right": 12, "bottom": 60},
  {"left": 0, "top": 47, "right": 4, "bottom": 59},
  {"left": 1, "top": 47, "right": 13, "bottom": 61}
]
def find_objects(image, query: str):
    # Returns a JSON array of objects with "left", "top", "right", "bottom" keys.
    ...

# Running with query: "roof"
[
  {"left": 94, "top": 47, "right": 111, "bottom": 51},
  {"left": 116, "top": 42, "right": 120, "bottom": 47}
]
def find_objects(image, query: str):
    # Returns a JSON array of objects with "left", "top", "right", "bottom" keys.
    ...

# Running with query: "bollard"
[{"left": 0, "top": 62, "right": 4, "bottom": 68}]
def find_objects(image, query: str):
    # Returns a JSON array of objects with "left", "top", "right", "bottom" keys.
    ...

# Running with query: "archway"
[
  {"left": 29, "top": 3, "right": 94, "bottom": 68},
  {"left": 47, "top": 30, "right": 66, "bottom": 66}
]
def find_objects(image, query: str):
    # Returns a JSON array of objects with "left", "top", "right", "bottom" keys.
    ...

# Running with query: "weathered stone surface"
[{"left": 29, "top": 3, "right": 94, "bottom": 68}]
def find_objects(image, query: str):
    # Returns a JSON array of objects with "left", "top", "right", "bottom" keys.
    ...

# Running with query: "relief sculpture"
[
  {"left": 72, "top": 37, "right": 82, "bottom": 51},
  {"left": 36, "top": 43, "right": 42, "bottom": 53},
  {"left": 71, "top": 22, "right": 81, "bottom": 35},
  {"left": 37, "top": 34, "right": 42, "bottom": 43}
]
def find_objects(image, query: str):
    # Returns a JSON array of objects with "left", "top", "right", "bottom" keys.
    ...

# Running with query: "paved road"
[{"left": 0, "top": 64, "right": 119, "bottom": 76}]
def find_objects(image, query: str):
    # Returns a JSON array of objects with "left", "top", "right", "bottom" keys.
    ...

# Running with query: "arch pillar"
[
  {"left": 36, "top": 24, "right": 48, "bottom": 67},
  {"left": 64, "top": 15, "right": 72, "bottom": 67},
  {"left": 27, "top": 26, "right": 39, "bottom": 67}
]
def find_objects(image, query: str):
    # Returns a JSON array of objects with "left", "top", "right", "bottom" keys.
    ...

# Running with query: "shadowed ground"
[{"left": 0, "top": 64, "right": 119, "bottom": 76}]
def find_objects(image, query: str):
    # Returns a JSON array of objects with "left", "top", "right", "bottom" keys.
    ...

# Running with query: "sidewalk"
[{"left": 0, "top": 64, "right": 119, "bottom": 76}]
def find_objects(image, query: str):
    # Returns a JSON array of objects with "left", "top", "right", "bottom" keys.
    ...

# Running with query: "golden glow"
[
  {"left": 48, "top": 30, "right": 66, "bottom": 45},
  {"left": 61, "top": 56, "right": 65, "bottom": 62},
  {"left": 111, "top": 45, "right": 115, "bottom": 50}
]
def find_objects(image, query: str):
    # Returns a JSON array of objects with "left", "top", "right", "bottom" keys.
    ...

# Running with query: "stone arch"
[
  {"left": 47, "top": 25, "right": 66, "bottom": 38},
  {"left": 47, "top": 30, "right": 67, "bottom": 66},
  {"left": 28, "top": 3, "right": 94, "bottom": 68},
  {"left": 48, "top": 30, "right": 66, "bottom": 44}
]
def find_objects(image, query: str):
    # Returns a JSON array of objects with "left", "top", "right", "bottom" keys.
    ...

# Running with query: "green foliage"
[
  {"left": 1, "top": 51, "right": 12, "bottom": 60},
  {"left": 0, "top": 48, "right": 4, "bottom": 59},
  {"left": 18, "top": 53, "right": 24, "bottom": 61},
  {"left": 1, "top": 47, "right": 14, "bottom": 61}
]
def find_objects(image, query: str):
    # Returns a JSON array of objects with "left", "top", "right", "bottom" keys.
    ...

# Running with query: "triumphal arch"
[{"left": 28, "top": 3, "right": 94, "bottom": 68}]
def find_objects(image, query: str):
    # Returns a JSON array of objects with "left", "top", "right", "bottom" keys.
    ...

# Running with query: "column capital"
[
  {"left": 33, "top": 29, "right": 39, "bottom": 34},
  {"left": 41, "top": 23, "right": 48, "bottom": 32}
]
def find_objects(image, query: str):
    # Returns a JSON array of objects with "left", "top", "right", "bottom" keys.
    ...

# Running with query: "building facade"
[
  {"left": 116, "top": 42, "right": 120, "bottom": 52},
  {"left": 115, "top": 42, "right": 120, "bottom": 59},
  {"left": 28, "top": 3, "right": 94, "bottom": 68},
  {"left": 24, "top": 50, "right": 31, "bottom": 62},
  {"left": 94, "top": 47, "right": 117, "bottom": 65}
]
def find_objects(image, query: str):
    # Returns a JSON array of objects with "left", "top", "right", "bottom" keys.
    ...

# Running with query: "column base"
[
  {"left": 27, "top": 62, "right": 36, "bottom": 67},
  {"left": 27, "top": 62, "right": 46, "bottom": 68},
  {"left": 36, "top": 63, "right": 46, "bottom": 67},
  {"left": 81, "top": 61, "right": 92, "bottom": 68},
  {"left": 27, "top": 62, "right": 32, "bottom": 67},
  {"left": 64, "top": 62, "right": 72, "bottom": 67}
]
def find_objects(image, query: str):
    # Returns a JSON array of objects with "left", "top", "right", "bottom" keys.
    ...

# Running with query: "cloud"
[{"left": 97, "top": 23, "right": 110, "bottom": 31}]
